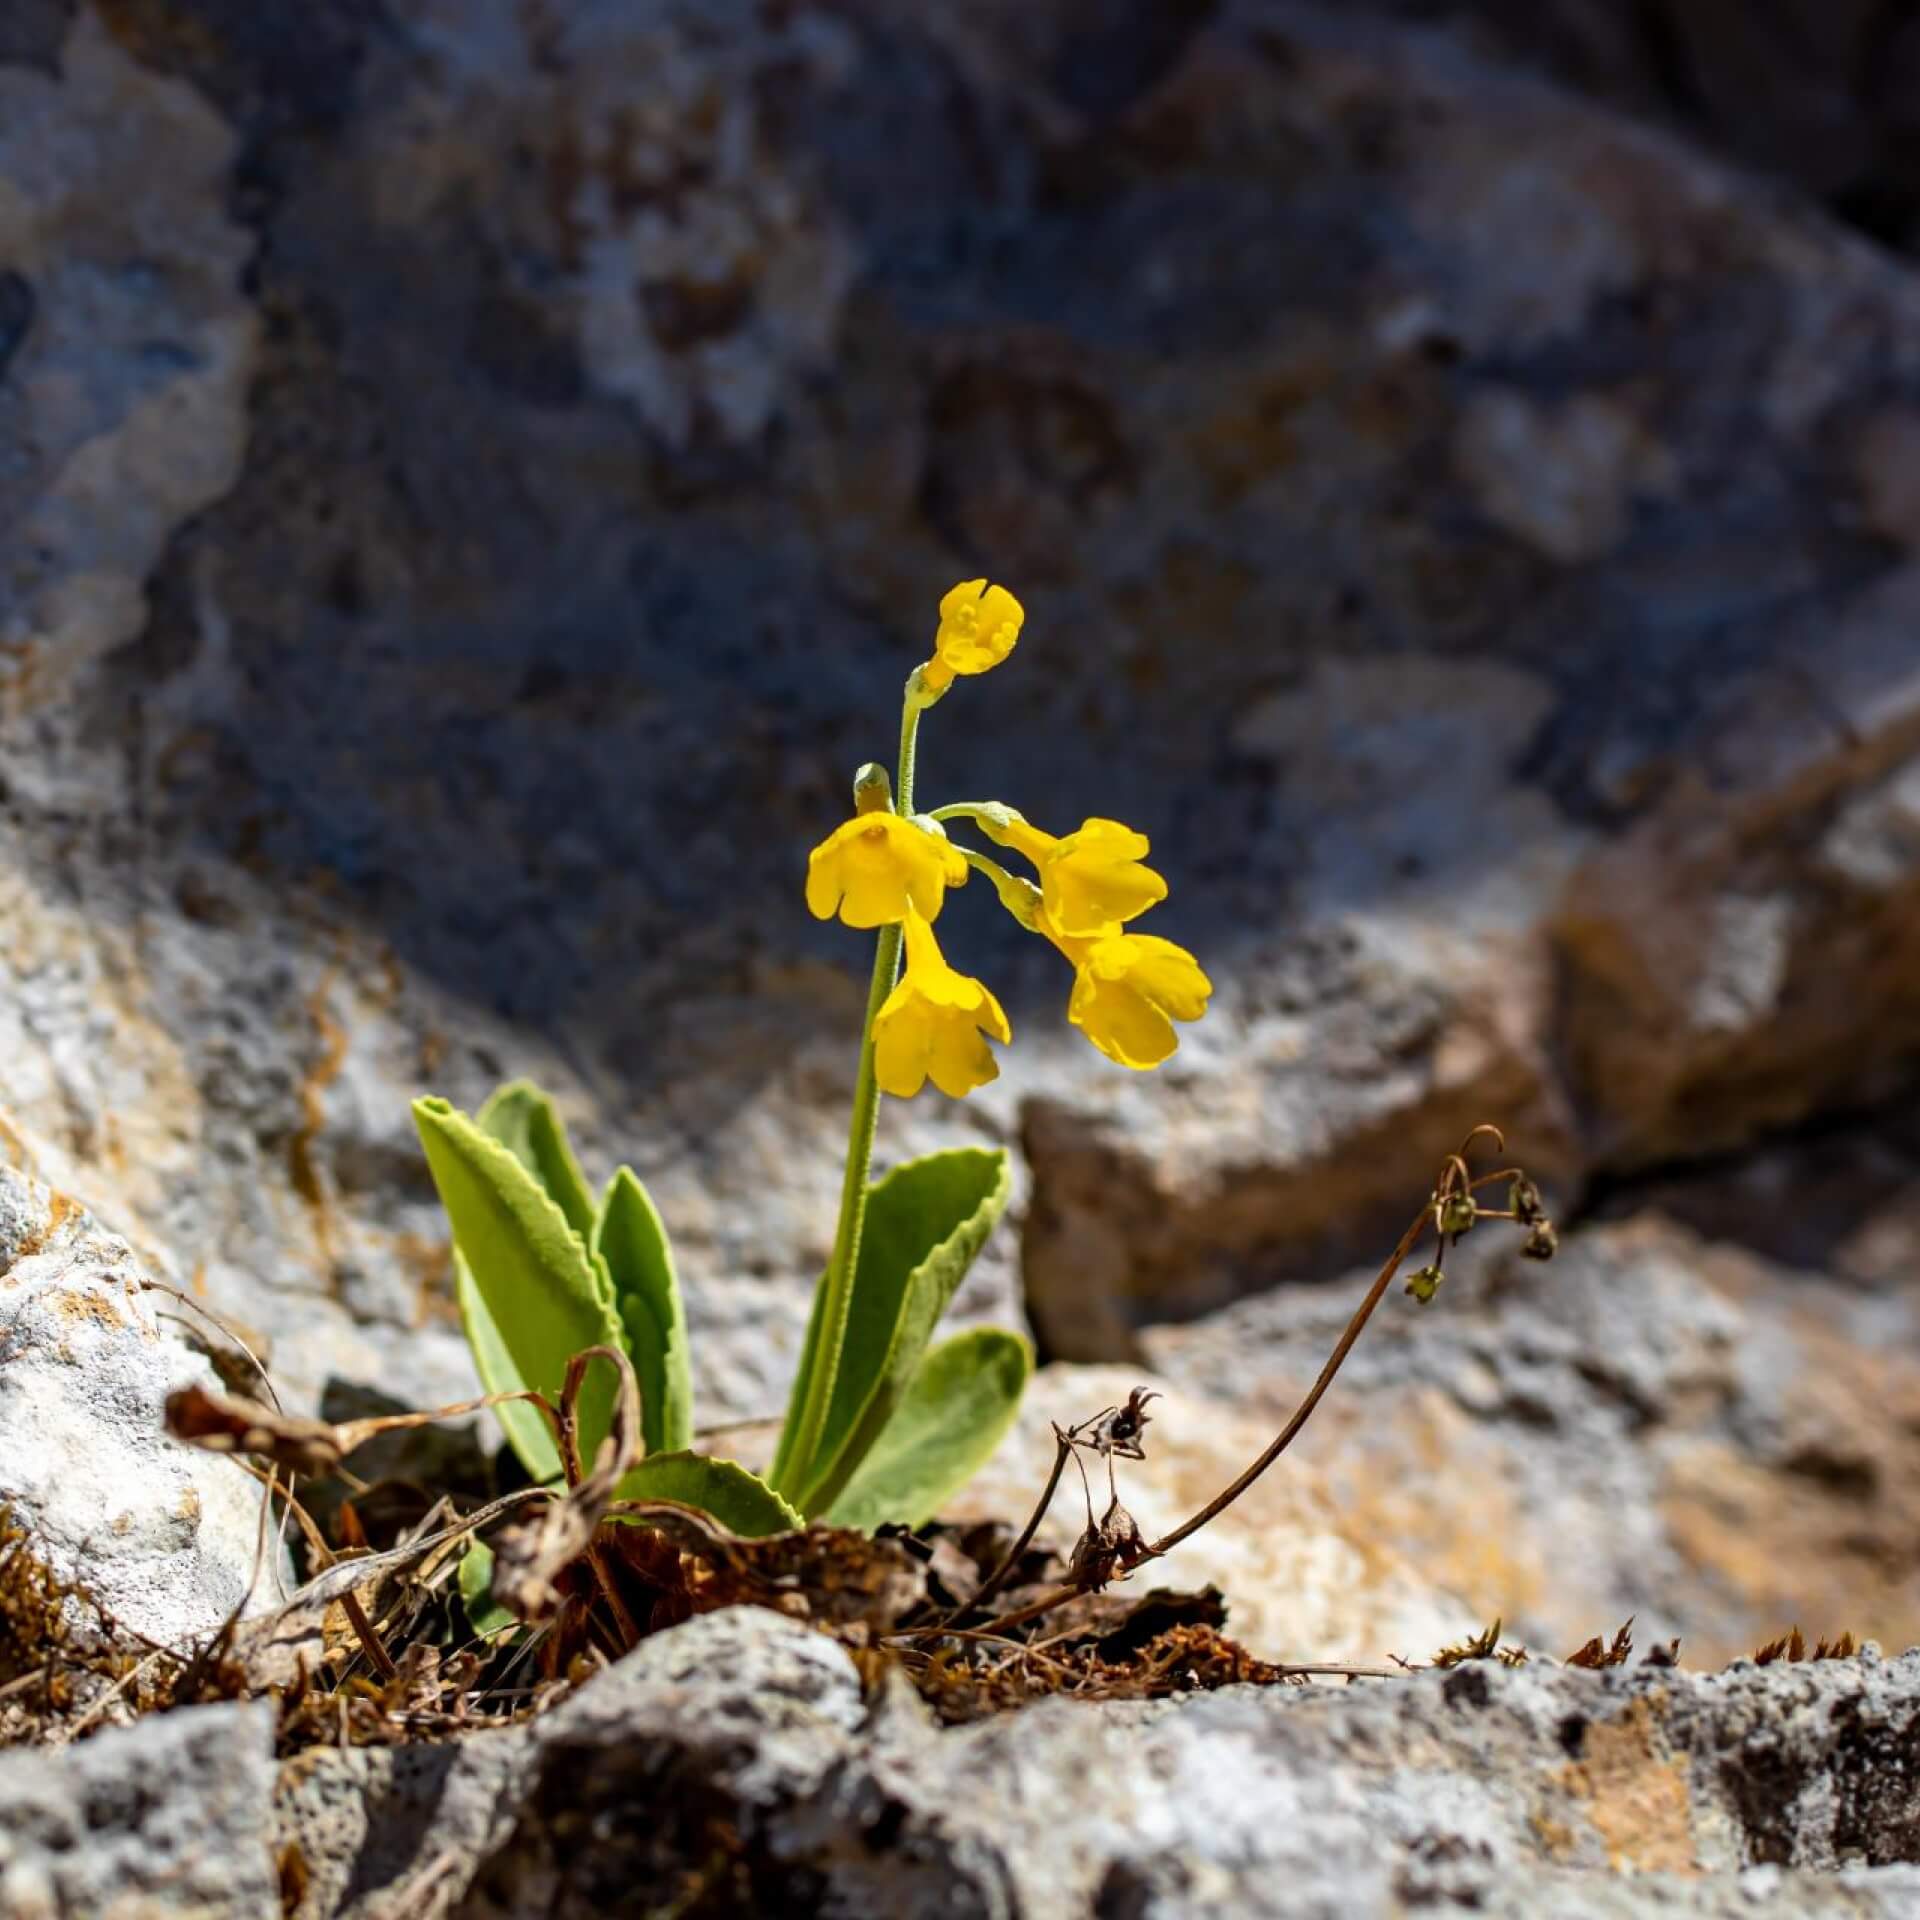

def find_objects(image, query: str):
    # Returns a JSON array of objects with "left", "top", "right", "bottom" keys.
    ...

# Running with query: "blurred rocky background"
[{"left": 5, "top": 0, "right": 1920, "bottom": 1669}]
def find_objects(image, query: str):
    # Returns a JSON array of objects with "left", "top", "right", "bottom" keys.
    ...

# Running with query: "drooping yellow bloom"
[
  {"left": 921, "top": 579, "right": 1024, "bottom": 693},
  {"left": 873, "top": 907, "right": 1011, "bottom": 1098},
  {"left": 1041, "top": 913, "right": 1211, "bottom": 1070},
  {"left": 807, "top": 813, "right": 967, "bottom": 929},
  {"left": 992, "top": 815, "right": 1167, "bottom": 939}
]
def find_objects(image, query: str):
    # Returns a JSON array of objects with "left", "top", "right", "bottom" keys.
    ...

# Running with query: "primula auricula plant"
[{"left": 412, "top": 581, "right": 1211, "bottom": 1539}]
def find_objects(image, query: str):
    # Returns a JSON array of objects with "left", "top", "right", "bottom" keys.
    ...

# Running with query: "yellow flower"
[
  {"left": 873, "top": 907, "right": 1011, "bottom": 1099},
  {"left": 1043, "top": 916, "right": 1211, "bottom": 1070},
  {"left": 921, "top": 579, "right": 1024, "bottom": 692},
  {"left": 993, "top": 816, "right": 1167, "bottom": 938},
  {"left": 806, "top": 812, "right": 967, "bottom": 929}
]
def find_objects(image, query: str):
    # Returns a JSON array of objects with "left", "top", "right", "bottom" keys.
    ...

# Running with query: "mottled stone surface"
[
  {"left": 1145, "top": 1209, "right": 1920, "bottom": 1669},
  {"left": 0, "top": 1159, "right": 290, "bottom": 1649},
  {"left": 0, "top": 9, "right": 256, "bottom": 700},
  {"left": 0, "top": 1700, "right": 278, "bottom": 1918},
  {"left": 273, "top": 1606, "right": 1920, "bottom": 1919},
  {"left": 4, "top": 0, "right": 1920, "bottom": 1735},
  {"left": 1349, "top": 1, "right": 1920, "bottom": 249}
]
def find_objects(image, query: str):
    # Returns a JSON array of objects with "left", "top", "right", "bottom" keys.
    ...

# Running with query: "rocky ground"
[
  {"left": 4, "top": 1607, "right": 1919, "bottom": 1918},
  {"left": 5, "top": 0, "right": 1920, "bottom": 1912}
]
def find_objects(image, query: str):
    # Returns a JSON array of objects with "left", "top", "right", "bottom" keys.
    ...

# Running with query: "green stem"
[
  {"left": 776, "top": 689, "right": 925, "bottom": 1503},
  {"left": 928, "top": 801, "right": 1020, "bottom": 827},
  {"left": 955, "top": 846, "right": 1042, "bottom": 930},
  {"left": 954, "top": 846, "right": 1019, "bottom": 889},
  {"left": 897, "top": 690, "right": 922, "bottom": 818}
]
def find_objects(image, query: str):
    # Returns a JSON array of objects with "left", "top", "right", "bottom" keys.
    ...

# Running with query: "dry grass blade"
[
  {"left": 232, "top": 1486, "right": 551, "bottom": 1688},
  {"left": 140, "top": 1278, "right": 280, "bottom": 1406}
]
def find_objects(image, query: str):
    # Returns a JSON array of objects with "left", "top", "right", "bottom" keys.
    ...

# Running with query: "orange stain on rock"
[{"left": 1555, "top": 1695, "right": 1698, "bottom": 1875}]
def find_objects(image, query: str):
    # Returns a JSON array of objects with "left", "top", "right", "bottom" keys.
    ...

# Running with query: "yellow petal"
[
  {"left": 1118, "top": 934, "right": 1212, "bottom": 1022},
  {"left": 1045, "top": 818, "right": 1168, "bottom": 936},
  {"left": 873, "top": 912, "right": 1010, "bottom": 1099},
  {"left": 902, "top": 907, "right": 979, "bottom": 1007},
  {"left": 1069, "top": 969, "right": 1177, "bottom": 1070},
  {"left": 1065, "top": 932, "right": 1208, "bottom": 1069},
  {"left": 805, "top": 832, "right": 848, "bottom": 921},
  {"left": 928, "top": 1016, "right": 1002, "bottom": 1098},
  {"left": 933, "top": 579, "right": 1024, "bottom": 677},
  {"left": 805, "top": 815, "right": 965, "bottom": 929},
  {"left": 975, "top": 979, "right": 1012, "bottom": 1045},
  {"left": 873, "top": 1005, "right": 931, "bottom": 1097},
  {"left": 900, "top": 827, "right": 968, "bottom": 922},
  {"left": 873, "top": 986, "right": 935, "bottom": 1097}
]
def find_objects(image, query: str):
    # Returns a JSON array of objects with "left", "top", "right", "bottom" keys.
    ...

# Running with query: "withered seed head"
[
  {"left": 1065, "top": 1523, "right": 1123, "bottom": 1594},
  {"left": 1079, "top": 1387, "right": 1159, "bottom": 1460},
  {"left": 1103, "top": 1500, "right": 1156, "bottom": 1576}
]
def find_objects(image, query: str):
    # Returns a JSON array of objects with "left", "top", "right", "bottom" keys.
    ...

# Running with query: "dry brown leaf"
[{"left": 166, "top": 1381, "right": 548, "bottom": 1477}]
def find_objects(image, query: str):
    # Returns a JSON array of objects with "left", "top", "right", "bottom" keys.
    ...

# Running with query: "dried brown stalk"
[
  {"left": 486, "top": 1345, "right": 643, "bottom": 1627},
  {"left": 933, "top": 1128, "right": 1555, "bottom": 1650}
]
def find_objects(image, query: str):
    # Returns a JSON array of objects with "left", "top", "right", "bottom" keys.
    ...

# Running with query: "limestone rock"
[
  {"left": 0, "top": 1158, "right": 290, "bottom": 1650},
  {"left": 1145, "top": 1210, "right": 1920, "bottom": 1668},
  {"left": 0, "top": 8, "right": 256, "bottom": 709},
  {"left": 273, "top": 1605, "right": 1920, "bottom": 1918},
  {"left": 0, "top": 1700, "right": 277, "bottom": 1919},
  {"left": 0, "top": 0, "right": 1918, "bottom": 1664}
]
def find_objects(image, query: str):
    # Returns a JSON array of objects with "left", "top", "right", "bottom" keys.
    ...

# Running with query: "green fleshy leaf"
[
  {"left": 456, "top": 1540, "right": 518, "bottom": 1640},
  {"left": 593, "top": 1167, "right": 693, "bottom": 1456},
  {"left": 613, "top": 1452, "right": 800, "bottom": 1537},
  {"left": 825, "top": 1328, "right": 1031, "bottom": 1533},
  {"left": 476, "top": 1079, "right": 598, "bottom": 1242},
  {"left": 782, "top": 1146, "right": 1010, "bottom": 1516},
  {"left": 454, "top": 1250, "right": 563, "bottom": 1482},
  {"left": 415, "top": 1097, "right": 624, "bottom": 1483}
]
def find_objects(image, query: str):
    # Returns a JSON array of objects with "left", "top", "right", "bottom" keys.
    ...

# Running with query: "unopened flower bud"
[{"left": 852, "top": 763, "right": 894, "bottom": 814}]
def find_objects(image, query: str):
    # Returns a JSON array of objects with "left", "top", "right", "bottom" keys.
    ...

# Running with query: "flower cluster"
[{"left": 805, "top": 580, "right": 1211, "bottom": 1098}]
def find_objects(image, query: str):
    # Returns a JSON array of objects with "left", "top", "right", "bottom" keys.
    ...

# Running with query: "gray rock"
[
  {"left": 273, "top": 1605, "right": 1920, "bottom": 1919},
  {"left": 1, "top": 0, "right": 1919, "bottom": 1715},
  {"left": 276, "top": 1731, "right": 530, "bottom": 1920},
  {"left": 1144, "top": 1210, "right": 1920, "bottom": 1669},
  {"left": 0, "top": 1700, "right": 278, "bottom": 1919},
  {"left": 0, "top": 10, "right": 256, "bottom": 701},
  {"left": 0, "top": 1158, "right": 291, "bottom": 1651},
  {"left": 0, "top": 0, "right": 1916, "bottom": 1431}
]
